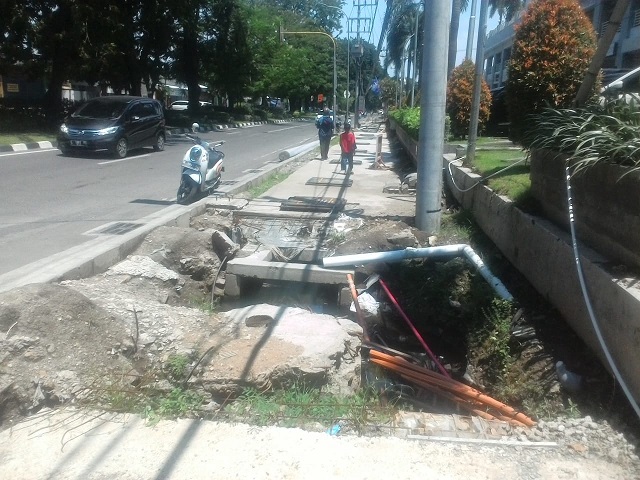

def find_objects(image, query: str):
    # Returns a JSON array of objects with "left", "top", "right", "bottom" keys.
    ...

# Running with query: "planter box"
[
  {"left": 530, "top": 149, "right": 640, "bottom": 270},
  {"left": 388, "top": 117, "right": 461, "bottom": 165},
  {"left": 444, "top": 157, "right": 640, "bottom": 408}
]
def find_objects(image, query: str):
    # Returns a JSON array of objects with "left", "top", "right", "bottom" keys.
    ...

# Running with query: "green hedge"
[{"left": 389, "top": 107, "right": 451, "bottom": 141}]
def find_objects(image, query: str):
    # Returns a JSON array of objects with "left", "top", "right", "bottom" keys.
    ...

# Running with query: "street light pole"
[{"left": 318, "top": 3, "right": 350, "bottom": 123}]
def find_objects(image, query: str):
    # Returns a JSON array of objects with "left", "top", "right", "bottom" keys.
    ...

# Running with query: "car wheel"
[
  {"left": 153, "top": 132, "right": 165, "bottom": 151},
  {"left": 58, "top": 145, "right": 70, "bottom": 156},
  {"left": 113, "top": 137, "right": 128, "bottom": 158}
]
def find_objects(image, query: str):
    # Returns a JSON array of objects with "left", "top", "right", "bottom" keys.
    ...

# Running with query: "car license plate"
[{"left": 70, "top": 140, "right": 87, "bottom": 146}]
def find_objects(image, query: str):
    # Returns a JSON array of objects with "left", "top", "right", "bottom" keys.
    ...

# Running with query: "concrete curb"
[
  {"left": 0, "top": 141, "right": 56, "bottom": 152},
  {"left": 0, "top": 139, "right": 320, "bottom": 293}
]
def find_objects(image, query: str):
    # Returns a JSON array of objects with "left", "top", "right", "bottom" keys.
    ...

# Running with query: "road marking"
[
  {"left": 0, "top": 149, "right": 58, "bottom": 158},
  {"left": 268, "top": 126, "right": 298, "bottom": 133},
  {"left": 98, "top": 154, "right": 151, "bottom": 165}
]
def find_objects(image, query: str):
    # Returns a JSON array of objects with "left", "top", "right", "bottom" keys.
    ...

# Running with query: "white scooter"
[{"left": 176, "top": 123, "right": 225, "bottom": 205}]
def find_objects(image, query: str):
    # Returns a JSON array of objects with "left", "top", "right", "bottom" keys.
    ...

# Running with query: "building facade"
[{"left": 483, "top": 0, "right": 640, "bottom": 92}]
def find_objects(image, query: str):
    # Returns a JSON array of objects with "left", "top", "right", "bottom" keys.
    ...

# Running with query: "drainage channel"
[{"left": 215, "top": 193, "right": 533, "bottom": 427}]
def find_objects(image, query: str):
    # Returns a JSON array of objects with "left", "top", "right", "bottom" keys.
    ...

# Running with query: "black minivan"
[{"left": 57, "top": 95, "right": 166, "bottom": 158}]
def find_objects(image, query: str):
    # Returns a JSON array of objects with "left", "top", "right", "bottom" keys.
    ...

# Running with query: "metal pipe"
[{"left": 322, "top": 245, "right": 513, "bottom": 301}]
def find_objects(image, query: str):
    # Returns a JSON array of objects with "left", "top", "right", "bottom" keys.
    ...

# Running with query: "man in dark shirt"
[{"left": 315, "top": 107, "right": 334, "bottom": 160}]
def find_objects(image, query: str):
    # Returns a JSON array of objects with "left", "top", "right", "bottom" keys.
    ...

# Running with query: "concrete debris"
[
  {"left": 108, "top": 255, "right": 179, "bottom": 283},
  {"left": 387, "top": 229, "right": 418, "bottom": 247}
]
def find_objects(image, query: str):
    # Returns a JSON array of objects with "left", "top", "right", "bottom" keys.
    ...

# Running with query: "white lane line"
[
  {"left": 0, "top": 149, "right": 58, "bottom": 158},
  {"left": 98, "top": 154, "right": 151, "bottom": 165},
  {"left": 267, "top": 126, "right": 299, "bottom": 133}
]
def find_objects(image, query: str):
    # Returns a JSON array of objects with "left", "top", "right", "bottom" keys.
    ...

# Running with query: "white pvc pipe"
[
  {"left": 322, "top": 245, "right": 513, "bottom": 301},
  {"left": 278, "top": 141, "right": 319, "bottom": 161}
]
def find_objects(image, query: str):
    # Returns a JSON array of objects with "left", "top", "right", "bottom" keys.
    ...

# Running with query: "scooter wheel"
[{"left": 177, "top": 179, "right": 198, "bottom": 205}]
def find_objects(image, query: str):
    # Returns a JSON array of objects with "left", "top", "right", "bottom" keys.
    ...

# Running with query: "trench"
[
  {"left": 197, "top": 210, "right": 550, "bottom": 426},
  {"left": 181, "top": 198, "right": 640, "bottom": 433}
]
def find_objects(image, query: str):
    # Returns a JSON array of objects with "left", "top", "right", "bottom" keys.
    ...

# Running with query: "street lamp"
[
  {"left": 280, "top": 26, "right": 337, "bottom": 128},
  {"left": 318, "top": 3, "right": 351, "bottom": 123}
]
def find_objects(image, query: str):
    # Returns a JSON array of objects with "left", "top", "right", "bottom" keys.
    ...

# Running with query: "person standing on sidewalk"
[
  {"left": 316, "top": 107, "right": 334, "bottom": 160},
  {"left": 339, "top": 122, "right": 357, "bottom": 174}
]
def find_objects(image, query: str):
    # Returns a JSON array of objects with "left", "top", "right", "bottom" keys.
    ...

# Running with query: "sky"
[{"left": 338, "top": 1, "right": 502, "bottom": 73}]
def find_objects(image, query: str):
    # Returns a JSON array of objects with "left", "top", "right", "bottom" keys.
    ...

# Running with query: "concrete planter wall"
[
  {"left": 445, "top": 158, "right": 640, "bottom": 407},
  {"left": 390, "top": 121, "right": 640, "bottom": 406},
  {"left": 530, "top": 149, "right": 640, "bottom": 270},
  {"left": 388, "top": 116, "right": 461, "bottom": 164},
  {"left": 388, "top": 117, "right": 418, "bottom": 165}
]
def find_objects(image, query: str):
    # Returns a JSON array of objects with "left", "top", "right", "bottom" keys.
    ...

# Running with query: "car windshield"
[{"left": 72, "top": 99, "right": 129, "bottom": 119}]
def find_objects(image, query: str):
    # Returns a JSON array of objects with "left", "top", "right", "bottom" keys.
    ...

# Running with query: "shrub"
[
  {"left": 506, "top": 0, "right": 597, "bottom": 144},
  {"left": 253, "top": 108, "right": 268, "bottom": 121},
  {"left": 526, "top": 102, "right": 640, "bottom": 174},
  {"left": 446, "top": 59, "right": 492, "bottom": 139},
  {"left": 389, "top": 107, "right": 452, "bottom": 142}
]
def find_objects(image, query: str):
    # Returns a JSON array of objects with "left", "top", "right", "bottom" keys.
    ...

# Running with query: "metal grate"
[{"left": 95, "top": 222, "right": 143, "bottom": 235}]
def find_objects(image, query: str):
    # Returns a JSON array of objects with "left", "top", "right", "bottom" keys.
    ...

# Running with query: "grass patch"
[
  {"left": 223, "top": 383, "right": 395, "bottom": 432},
  {"left": 244, "top": 171, "right": 293, "bottom": 198},
  {"left": 471, "top": 148, "right": 531, "bottom": 203},
  {"left": 142, "top": 388, "right": 204, "bottom": 425}
]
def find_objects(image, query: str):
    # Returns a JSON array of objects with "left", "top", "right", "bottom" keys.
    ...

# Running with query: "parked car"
[
  {"left": 57, "top": 96, "right": 166, "bottom": 158},
  {"left": 169, "top": 100, "right": 189, "bottom": 110},
  {"left": 170, "top": 100, "right": 211, "bottom": 110}
]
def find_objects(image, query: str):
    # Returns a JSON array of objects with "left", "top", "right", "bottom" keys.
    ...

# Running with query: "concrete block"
[
  {"left": 224, "top": 273, "right": 242, "bottom": 297},
  {"left": 211, "top": 230, "right": 239, "bottom": 259},
  {"left": 226, "top": 256, "right": 353, "bottom": 285}
]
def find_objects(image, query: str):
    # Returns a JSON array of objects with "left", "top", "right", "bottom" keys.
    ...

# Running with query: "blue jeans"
[{"left": 341, "top": 153, "right": 353, "bottom": 171}]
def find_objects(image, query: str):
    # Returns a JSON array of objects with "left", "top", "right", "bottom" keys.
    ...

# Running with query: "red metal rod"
[{"left": 378, "top": 278, "right": 451, "bottom": 378}]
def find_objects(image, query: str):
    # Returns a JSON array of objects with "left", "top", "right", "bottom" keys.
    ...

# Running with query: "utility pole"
[
  {"left": 465, "top": 0, "right": 478, "bottom": 60},
  {"left": 410, "top": 7, "right": 420, "bottom": 108},
  {"left": 416, "top": 0, "right": 451, "bottom": 232},
  {"left": 351, "top": 0, "right": 373, "bottom": 127},
  {"left": 466, "top": 0, "right": 488, "bottom": 165}
]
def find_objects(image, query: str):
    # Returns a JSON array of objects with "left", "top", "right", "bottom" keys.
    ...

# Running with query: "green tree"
[
  {"left": 446, "top": 59, "right": 491, "bottom": 138},
  {"left": 378, "top": 77, "right": 396, "bottom": 109},
  {"left": 0, "top": 0, "right": 88, "bottom": 119},
  {"left": 506, "top": 0, "right": 597, "bottom": 143},
  {"left": 205, "top": 0, "right": 253, "bottom": 108}
]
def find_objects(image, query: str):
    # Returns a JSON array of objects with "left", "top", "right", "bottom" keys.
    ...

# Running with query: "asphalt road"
[{"left": 0, "top": 121, "right": 319, "bottom": 275}]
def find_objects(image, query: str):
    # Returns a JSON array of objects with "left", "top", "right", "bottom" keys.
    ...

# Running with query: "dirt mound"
[{"left": 0, "top": 283, "right": 133, "bottom": 423}]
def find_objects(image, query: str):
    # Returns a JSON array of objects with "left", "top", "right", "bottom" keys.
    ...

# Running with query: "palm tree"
[
  {"left": 448, "top": 0, "right": 470, "bottom": 78},
  {"left": 385, "top": 2, "right": 420, "bottom": 79}
]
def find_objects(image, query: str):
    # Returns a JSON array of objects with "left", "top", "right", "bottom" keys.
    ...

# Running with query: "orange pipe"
[
  {"left": 370, "top": 350, "right": 535, "bottom": 427},
  {"left": 370, "top": 350, "right": 527, "bottom": 415},
  {"left": 393, "top": 370, "right": 530, "bottom": 428},
  {"left": 346, "top": 273, "right": 370, "bottom": 342},
  {"left": 396, "top": 372, "right": 502, "bottom": 422},
  {"left": 372, "top": 356, "right": 532, "bottom": 428}
]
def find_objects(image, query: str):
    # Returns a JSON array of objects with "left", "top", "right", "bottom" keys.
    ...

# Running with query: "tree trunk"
[
  {"left": 182, "top": 23, "right": 201, "bottom": 111},
  {"left": 448, "top": 0, "right": 462, "bottom": 78},
  {"left": 574, "top": 0, "right": 631, "bottom": 106}
]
